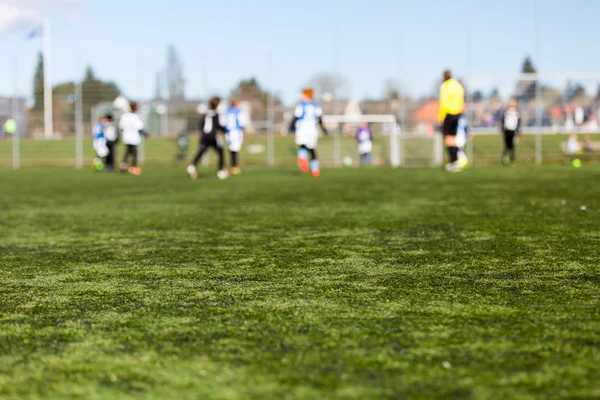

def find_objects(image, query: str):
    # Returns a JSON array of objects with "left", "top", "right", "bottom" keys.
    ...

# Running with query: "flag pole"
[{"left": 43, "top": 18, "right": 53, "bottom": 138}]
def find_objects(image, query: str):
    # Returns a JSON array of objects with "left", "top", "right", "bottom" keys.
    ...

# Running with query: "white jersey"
[
  {"left": 104, "top": 123, "right": 118, "bottom": 141},
  {"left": 119, "top": 113, "right": 144, "bottom": 146},
  {"left": 294, "top": 101, "right": 322, "bottom": 149},
  {"left": 502, "top": 109, "right": 520, "bottom": 132}
]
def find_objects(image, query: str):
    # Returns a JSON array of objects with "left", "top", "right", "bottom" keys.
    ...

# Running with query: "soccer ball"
[
  {"left": 217, "top": 170, "right": 230, "bottom": 180},
  {"left": 93, "top": 157, "right": 104, "bottom": 171},
  {"left": 342, "top": 156, "right": 353, "bottom": 167}
]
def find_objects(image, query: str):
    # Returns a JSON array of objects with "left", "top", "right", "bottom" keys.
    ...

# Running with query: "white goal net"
[{"left": 322, "top": 115, "right": 443, "bottom": 167}]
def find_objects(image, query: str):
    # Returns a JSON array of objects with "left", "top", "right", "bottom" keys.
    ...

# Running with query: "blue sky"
[{"left": 0, "top": 0, "right": 598, "bottom": 104}]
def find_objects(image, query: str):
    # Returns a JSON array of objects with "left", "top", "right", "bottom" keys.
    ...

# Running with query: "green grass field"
[
  {"left": 1, "top": 165, "right": 599, "bottom": 399},
  {"left": 2, "top": 132, "right": 600, "bottom": 168}
]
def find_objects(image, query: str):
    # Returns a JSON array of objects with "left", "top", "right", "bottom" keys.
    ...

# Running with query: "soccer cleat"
[
  {"left": 187, "top": 165, "right": 198, "bottom": 180},
  {"left": 217, "top": 169, "right": 230, "bottom": 180},
  {"left": 310, "top": 160, "right": 320, "bottom": 178},
  {"left": 129, "top": 166, "right": 142, "bottom": 176},
  {"left": 120, "top": 162, "right": 128, "bottom": 173},
  {"left": 297, "top": 149, "right": 310, "bottom": 173},
  {"left": 444, "top": 162, "right": 462, "bottom": 173},
  {"left": 230, "top": 167, "right": 241, "bottom": 176}
]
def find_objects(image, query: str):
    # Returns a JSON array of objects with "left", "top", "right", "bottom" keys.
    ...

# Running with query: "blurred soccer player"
[
  {"left": 500, "top": 99, "right": 521, "bottom": 166},
  {"left": 104, "top": 114, "right": 118, "bottom": 171},
  {"left": 119, "top": 101, "right": 145, "bottom": 176},
  {"left": 187, "top": 97, "right": 228, "bottom": 180},
  {"left": 356, "top": 121, "right": 373, "bottom": 165},
  {"left": 438, "top": 70, "right": 465, "bottom": 172},
  {"left": 92, "top": 115, "right": 109, "bottom": 171},
  {"left": 289, "top": 88, "right": 328, "bottom": 177},
  {"left": 225, "top": 98, "right": 248, "bottom": 175},
  {"left": 456, "top": 114, "right": 469, "bottom": 168}
]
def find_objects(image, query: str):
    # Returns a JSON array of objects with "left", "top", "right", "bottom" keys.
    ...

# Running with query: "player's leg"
[
  {"left": 502, "top": 132, "right": 512, "bottom": 165},
  {"left": 120, "top": 145, "right": 131, "bottom": 172},
  {"left": 296, "top": 145, "right": 310, "bottom": 173},
  {"left": 507, "top": 131, "right": 516, "bottom": 165},
  {"left": 295, "top": 130, "right": 311, "bottom": 172},
  {"left": 456, "top": 130, "right": 469, "bottom": 168},
  {"left": 129, "top": 146, "right": 141, "bottom": 175},
  {"left": 213, "top": 140, "right": 229, "bottom": 179},
  {"left": 308, "top": 148, "right": 320, "bottom": 177},
  {"left": 106, "top": 142, "right": 113, "bottom": 171},
  {"left": 187, "top": 140, "right": 208, "bottom": 180},
  {"left": 229, "top": 134, "right": 242, "bottom": 175},
  {"left": 230, "top": 151, "right": 241, "bottom": 175},
  {"left": 443, "top": 115, "right": 461, "bottom": 172}
]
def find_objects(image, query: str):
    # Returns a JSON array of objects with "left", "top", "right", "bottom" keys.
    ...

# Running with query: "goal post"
[{"left": 322, "top": 114, "right": 443, "bottom": 167}]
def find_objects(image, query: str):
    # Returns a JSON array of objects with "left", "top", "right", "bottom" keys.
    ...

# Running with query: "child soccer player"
[
  {"left": 104, "top": 114, "right": 118, "bottom": 171},
  {"left": 289, "top": 88, "right": 328, "bottom": 177},
  {"left": 92, "top": 115, "right": 109, "bottom": 171},
  {"left": 225, "top": 98, "right": 247, "bottom": 175},
  {"left": 356, "top": 121, "right": 373, "bottom": 165},
  {"left": 119, "top": 101, "right": 145, "bottom": 176},
  {"left": 187, "top": 97, "right": 229, "bottom": 180},
  {"left": 456, "top": 114, "right": 469, "bottom": 168},
  {"left": 500, "top": 99, "right": 521, "bottom": 166}
]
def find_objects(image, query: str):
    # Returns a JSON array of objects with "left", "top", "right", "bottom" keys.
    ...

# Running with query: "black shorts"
[
  {"left": 443, "top": 114, "right": 461, "bottom": 137},
  {"left": 504, "top": 130, "right": 517, "bottom": 149}
]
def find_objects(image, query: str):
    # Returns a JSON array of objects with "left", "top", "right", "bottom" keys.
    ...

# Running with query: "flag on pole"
[{"left": 26, "top": 25, "right": 43, "bottom": 40}]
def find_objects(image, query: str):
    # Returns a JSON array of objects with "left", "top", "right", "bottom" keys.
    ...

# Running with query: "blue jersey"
[
  {"left": 225, "top": 107, "right": 246, "bottom": 134},
  {"left": 294, "top": 101, "right": 323, "bottom": 134},
  {"left": 93, "top": 122, "right": 104, "bottom": 140},
  {"left": 356, "top": 127, "right": 373, "bottom": 144}
]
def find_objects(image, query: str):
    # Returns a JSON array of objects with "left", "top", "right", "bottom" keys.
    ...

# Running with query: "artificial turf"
[{"left": 0, "top": 165, "right": 599, "bottom": 399}]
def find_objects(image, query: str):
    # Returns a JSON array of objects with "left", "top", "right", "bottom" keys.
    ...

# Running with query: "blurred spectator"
[
  {"left": 583, "top": 135, "right": 594, "bottom": 153},
  {"left": 566, "top": 134, "right": 582, "bottom": 155}
]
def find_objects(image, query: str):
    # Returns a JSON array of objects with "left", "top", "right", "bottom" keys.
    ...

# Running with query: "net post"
[
  {"left": 75, "top": 82, "right": 84, "bottom": 169},
  {"left": 333, "top": 128, "right": 341, "bottom": 167},
  {"left": 12, "top": 57, "right": 20, "bottom": 170},
  {"left": 433, "top": 133, "right": 443, "bottom": 167},
  {"left": 390, "top": 122, "right": 401, "bottom": 167}
]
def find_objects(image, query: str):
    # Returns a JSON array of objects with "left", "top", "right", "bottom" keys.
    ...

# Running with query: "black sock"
[
  {"left": 449, "top": 146, "right": 458, "bottom": 163},
  {"left": 510, "top": 149, "right": 516, "bottom": 162}
]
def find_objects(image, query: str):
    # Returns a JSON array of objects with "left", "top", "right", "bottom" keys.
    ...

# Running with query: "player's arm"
[
  {"left": 316, "top": 106, "right": 328, "bottom": 135},
  {"left": 437, "top": 85, "right": 448, "bottom": 123},
  {"left": 217, "top": 115, "right": 228, "bottom": 134},
  {"left": 92, "top": 123, "right": 101, "bottom": 138},
  {"left": 318, "top": 116, "right": 328, "bottom": 135},
  {"left": 198, "top": 115, "right": 206, "bottom": 136},
  {"left": 516, "top": 114, "right": 522, "bottom": 135},
  {"left": 500, "top": 111, "right": 505, "bottom": 134},
  {"left": 240, "top": 112, "right": 249, "bottom": 136},
  {"left": 137, "top": 117, "right": 148, "bottom": 138},
  {"left": 289, "top": 104, "right": 303, "bottom": 133}
]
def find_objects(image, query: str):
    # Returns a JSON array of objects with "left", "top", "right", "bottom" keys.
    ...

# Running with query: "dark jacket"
[{"left": 200, "top": 110, "right": 227, "bottom": 140}]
